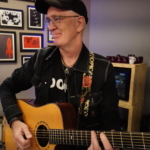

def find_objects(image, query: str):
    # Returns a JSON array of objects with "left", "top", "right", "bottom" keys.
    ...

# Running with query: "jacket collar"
[
  {"left": 45, "top": 43, "right": 89, "bottom": 73},
  {"left": 74, "top": 43, "right": 89, "bottom": 73}
]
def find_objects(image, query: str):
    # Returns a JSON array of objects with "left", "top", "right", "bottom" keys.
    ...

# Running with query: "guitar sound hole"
[{"left": 36, "top": 125, "right": 49, "bottom": 147}]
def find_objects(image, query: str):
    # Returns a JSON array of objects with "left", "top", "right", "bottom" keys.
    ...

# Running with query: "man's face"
[{"left": 46, "top": 7, "right": 80, "bottom": 48}]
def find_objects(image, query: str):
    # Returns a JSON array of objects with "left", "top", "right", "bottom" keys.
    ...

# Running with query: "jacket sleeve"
[
  {"left": 99, "top": 62, "right": 121, "bottom": 131},
  {"left": 0, "top": 52, "right": 38, "bottom": 124}
]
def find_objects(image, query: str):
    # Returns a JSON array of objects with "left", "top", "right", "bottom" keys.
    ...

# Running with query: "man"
[{"left": 0, "top": 0, "right": 120, "bottom": 149}]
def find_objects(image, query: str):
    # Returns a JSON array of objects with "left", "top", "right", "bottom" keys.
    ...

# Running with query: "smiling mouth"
[{"left": 52, "top": 33, "right": 60, "bottom": 38}]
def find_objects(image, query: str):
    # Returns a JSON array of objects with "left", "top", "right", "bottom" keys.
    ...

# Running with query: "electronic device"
[{"left": 114, "top": 67, "right": 131, "bottom": 101}]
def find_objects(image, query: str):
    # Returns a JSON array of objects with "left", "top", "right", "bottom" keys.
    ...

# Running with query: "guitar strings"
[{"left": 5, "top": 129, "right": 150, "bottom": 148}]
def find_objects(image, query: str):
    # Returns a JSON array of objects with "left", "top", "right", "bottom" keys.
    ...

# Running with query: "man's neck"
[{"left": 59, "top": 41, "right": 82, "bottom": 67}]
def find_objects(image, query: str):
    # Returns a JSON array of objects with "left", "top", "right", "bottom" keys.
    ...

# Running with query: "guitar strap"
[{"left": 78, "top": 51, "right": 94, "bottom": 117}]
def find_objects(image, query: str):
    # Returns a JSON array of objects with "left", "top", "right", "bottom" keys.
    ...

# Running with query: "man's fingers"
[
  {"left": 23, "top": 127, "right": 32, "bottom": 139},
  {"left": 100, "top": 133, "right": 113, "bottom": 150},
  {"left": 91, "top": 131, "right": 101, "bottom": 150}
]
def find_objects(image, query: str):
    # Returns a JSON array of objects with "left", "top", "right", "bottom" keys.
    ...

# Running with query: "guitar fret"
[
  {"left": 51, "top": 129, "right": 53, "bottom": 143},
  {"left": 66, "top": 129, "right": 68, "bottom": 144},
  {"left": 76, "top": 130, "right": 78, "bottom": 146},
  {"left": 53, "top": 129, "right": 55, "bottom": 143},
  {"left": 68, "top": 130, "right": 70, "bottom": 144},
  {"left": 63, "top": 129, "right": 64, "bottom": 144},
  {"left": 130, "top": 132, "right": 133, "bottom": 149},
  {"left": 54, "top": 129, "right": 55, "bottom": 143},
  {"left": 143, "top": 132, "right": 150, "bottom": 149},
  {"left": 55, "top": 129, "right": 56, "bottom": 144},
  {"left": 55, "top": 129, "right": 56, "bottom": 143},
  {"left": 59, "top": 129, "right": 61, "bottom": 144},
  {"left": 78, "top": 131, "right": 81, "bottom": 145},
  {"left": 63, "top": 130, "right": 65, "bottom": 144},
  {"left": 120, "top": 132, "right": 123, "bottom": 148},
  {"left": 81, "top": 131, "right": 83, "bottom": 146},
  {"left": 57, "top": 129, "right": 59, "bottom": 144},
  {"left": 112, "top": 131, "right": 121, "bottom": 148},
  {"left": 69, "top": 130, "right": 73, "bottom": 145},
  {"left": 86, "top": 131, "right": 88, "bottom": 146},
  {"left": 111, "top": 131, "right": 114, "bottom": 147},
  {"left": 72, "top": 130, "right": 75, "bottom": 145},
  {"left": 49, "top": 129, "right": 50, "bottom": 143},
  {"left": 142, "top": 132, "right": 145, "bottom": 149},
  {"left": 121, "top": 132, "right": 131, "bottom": 149},
  {"left": 133, "top": 132, "right": 146, "bottom": 149}
]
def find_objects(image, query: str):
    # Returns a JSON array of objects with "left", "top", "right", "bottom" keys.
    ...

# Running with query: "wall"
[
  {"left": 89, "top": 0, "right": 150, "bottom": 114},
  {"left": 0, "top": 0, "right": 90, "bottom": 115}
]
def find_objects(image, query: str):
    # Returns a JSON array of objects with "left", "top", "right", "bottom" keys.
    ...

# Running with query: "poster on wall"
[
  {"left": 27, "top": 5, "right": 44, "bottom": 30},
  {"left": 20, "top": 33, "right": 43, "bottom": 52},
  {"left": 47, "top": 29, "right": 54, "bottom": 43},
  {"left": 0, "top": 7, "right": 24, "bottom": 29},
  {"left": 15, "top": 0, "right": 35, "bottom": 2},
  {"left": 0, "top": 31, "right": 16, "bottom": 62},
  {"left": 21, "top": 55, "right": 32, "bottom": 65}
]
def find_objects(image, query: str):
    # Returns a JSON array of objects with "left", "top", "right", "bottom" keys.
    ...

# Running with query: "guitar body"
[{"left": 3, "top": 100, "right": 77, "bottom": 150}]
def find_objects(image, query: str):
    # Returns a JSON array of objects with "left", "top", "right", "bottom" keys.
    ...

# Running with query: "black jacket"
[{"left": 0, "top": 44, "right": 120, "bottom": 131}]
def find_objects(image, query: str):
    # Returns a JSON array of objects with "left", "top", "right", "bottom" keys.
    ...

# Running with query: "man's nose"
[{"left": 48, "top": 22, "right": 57, "bottom": 32}]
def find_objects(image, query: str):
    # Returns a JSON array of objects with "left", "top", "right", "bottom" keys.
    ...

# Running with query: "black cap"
[{"left": 35, "top": 0, "right": 88, "bottom": 24}]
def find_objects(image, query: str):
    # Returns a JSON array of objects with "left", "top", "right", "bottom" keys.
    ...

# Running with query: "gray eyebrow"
[{"left": 46, "top": 15, "right": 58, "bottom": 20}]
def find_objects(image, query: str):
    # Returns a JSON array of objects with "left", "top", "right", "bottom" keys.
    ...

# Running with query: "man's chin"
[{"left": 53, "top": 41, "right": 60, "bottom": 47}]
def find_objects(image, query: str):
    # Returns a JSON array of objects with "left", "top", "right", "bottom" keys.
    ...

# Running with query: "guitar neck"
[{"left": 48, "top": 129, "right": 150, "bottom": 149}]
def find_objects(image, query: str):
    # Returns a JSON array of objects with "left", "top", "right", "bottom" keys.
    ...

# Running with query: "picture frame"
[
  {"left": 0, "top": 0, "right": 8, "bottom": 2},
  {"left": 27, "top": 5, "right": 44, "bottom": 30},
  {"left": 21, "top": 55, "right": 32, "bottom": 65},
  {"left": 16, "top": 0, "right": 35, "bottom": 2},
  {"left": 0, "top": 31, "right": 17, "bottom": 62},
  {"left": 0, "top": 7, "right": 24, "bottom": 29},
  {"left": 48, "top": 29, "right": 54, "bottom": 43},
  {"left": 20, "top": 33, "right": 43, "bottom": 52}
]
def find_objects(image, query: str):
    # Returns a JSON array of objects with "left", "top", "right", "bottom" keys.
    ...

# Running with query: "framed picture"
[
  {"left": 27, "top": 5, "right": 44, "bottom": 30},
  {"left": 48, "top": 29, "right": 54, "bottom": 43},
  {"left": 0, "top": 7, "right": 24, "bottom": 29},
  {"left": 20, "top": 33, "right": 43, "bottom": 52},
  {"left": 16, "top": 0, "right": 35, "bottom": 2},
  {"left": 21, "top": 55, "right": 32, "bottom": 65},
  {"left": 0, "top": 0, "right": 8, "bottom": 2},
  {"left": 0, "top": 31, "right": 16, "bottom": 62}
]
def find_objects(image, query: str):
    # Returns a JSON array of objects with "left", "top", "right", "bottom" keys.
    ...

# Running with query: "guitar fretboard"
[{"left": 46, "top": 129, "right": 150, "bottom": 149}]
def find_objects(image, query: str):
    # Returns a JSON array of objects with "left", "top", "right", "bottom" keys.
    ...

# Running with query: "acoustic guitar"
[{"left": 3, "top": 100, "right": 150, "bottom": 150}]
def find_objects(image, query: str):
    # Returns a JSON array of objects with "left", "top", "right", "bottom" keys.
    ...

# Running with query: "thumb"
[{"left": 22, "top": 126, "right": 32, "bottom": 140}]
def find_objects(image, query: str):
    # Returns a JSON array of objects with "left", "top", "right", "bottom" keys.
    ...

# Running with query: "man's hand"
[
  {"left": 88, "top": 131, "right": 113, "bottom": 150},
  {"left": 11, "top": 120, "right": 32, "bottom": 150}
]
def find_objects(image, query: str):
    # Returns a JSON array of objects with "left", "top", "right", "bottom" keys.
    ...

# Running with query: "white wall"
[{"left": 89, "top": 0, "right": 150, "bottom": 114}]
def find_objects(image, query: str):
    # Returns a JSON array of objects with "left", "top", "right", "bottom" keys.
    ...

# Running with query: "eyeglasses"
[{"left": 45, "top": 15, "right": 79, "bottom": 27}]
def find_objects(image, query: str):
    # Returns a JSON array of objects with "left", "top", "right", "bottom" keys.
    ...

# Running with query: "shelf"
[
  {"left": 112, "top": 63, "right": 147, "bottom": 105},
  {"left": 112, "top": 63, "right": 148, "bottom": 131}
]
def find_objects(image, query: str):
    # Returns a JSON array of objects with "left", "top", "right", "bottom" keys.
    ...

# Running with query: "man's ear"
[{"left": 76, "top": 16, "right": 85, "bottom": 32}]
